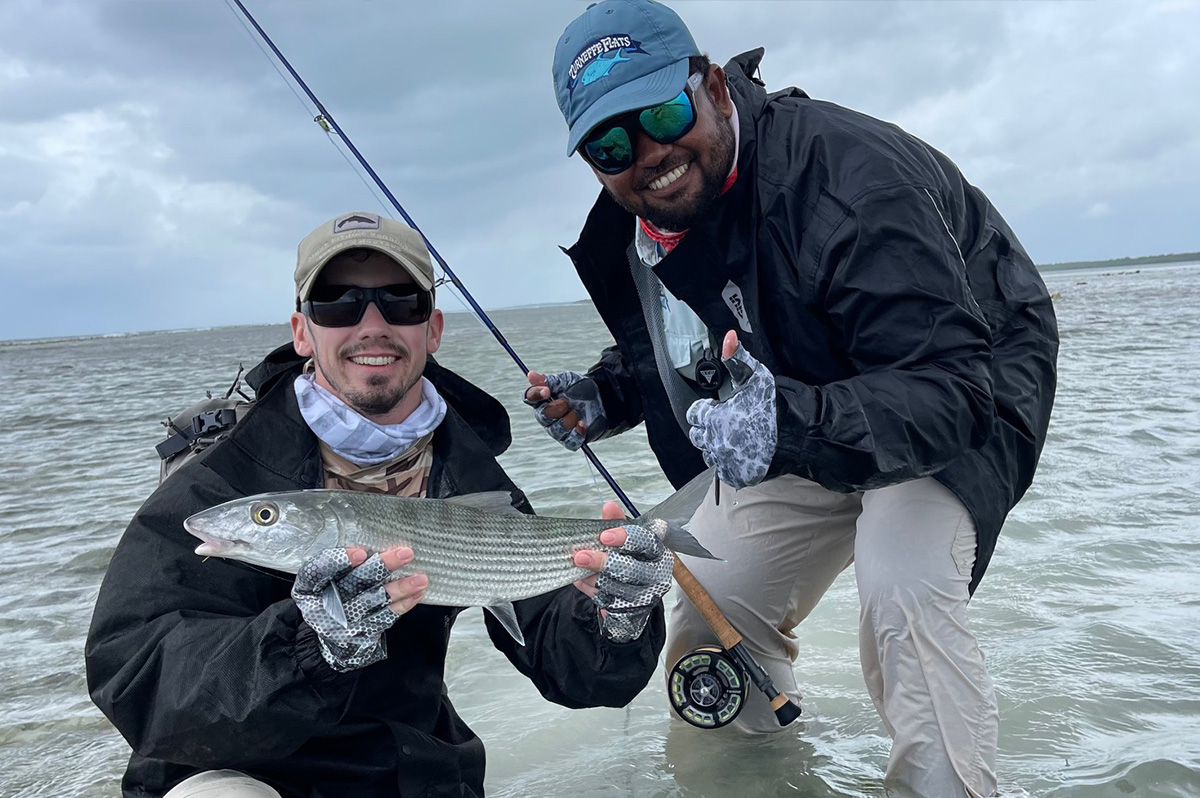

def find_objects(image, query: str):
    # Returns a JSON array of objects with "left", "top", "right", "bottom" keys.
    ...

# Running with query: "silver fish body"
[{"left": 184, "top": 469, "right": 718, "bottom": 610}]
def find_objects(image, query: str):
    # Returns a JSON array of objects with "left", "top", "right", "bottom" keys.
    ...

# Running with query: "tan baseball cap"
[{"left": 294, "top": 211, "right": 436, "bottom": 302}]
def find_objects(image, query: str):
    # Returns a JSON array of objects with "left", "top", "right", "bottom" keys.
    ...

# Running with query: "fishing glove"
[
  {"left": 594, "top": 524, "right": 673, "bottom": 643},
  {"left": 524, "top": 371, "right": 608, "bottom": 452},
  {"left": 292, "top": 547, "right": 398, "bottom": 672},
  {"left": 686, "top": 343, "right": 778, "bottom": 489}
]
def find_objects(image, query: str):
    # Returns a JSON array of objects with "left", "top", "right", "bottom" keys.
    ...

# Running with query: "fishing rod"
[{"left": 229, "top": 0, "right": 800, "bottom": 730}]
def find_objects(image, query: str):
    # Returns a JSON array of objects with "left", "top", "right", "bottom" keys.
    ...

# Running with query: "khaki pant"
[
  {"left": 164, "top": 771, "right": 281, "bottom": 798},
  {"left": 667, "top": 476, "right": 999, "bottom": 798}
]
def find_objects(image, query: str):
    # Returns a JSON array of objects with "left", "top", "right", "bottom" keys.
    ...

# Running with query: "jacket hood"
[{"left": 246, "top": 343, "right": 514, "bottom": 458}]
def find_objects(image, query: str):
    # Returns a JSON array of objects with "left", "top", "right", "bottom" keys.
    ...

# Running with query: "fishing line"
[
  {"left": 227, "top": 0, "right": 613, "bottom": 510},
  {"left": 222, "top": 0, "right": 394, "bottom": 220},
  {"left": 227, "top": 0, "right": 641, "bottom": 517},
  {"left": 226, "top": 0, "right": 804, "bottom": 731},
  {"left": 222, "top": 0, "right": 313, "bottom": 124}
]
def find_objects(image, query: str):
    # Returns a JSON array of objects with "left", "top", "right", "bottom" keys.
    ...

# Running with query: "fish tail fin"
[{"left": 636, "top": 467, "right": 722, "bottom": 560}]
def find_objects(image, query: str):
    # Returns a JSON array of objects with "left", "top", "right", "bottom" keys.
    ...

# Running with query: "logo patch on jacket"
[
  {"left": 567, "top": 36, "right": 647, "bottom": 94},
  {"left": 722, "top": 281, "right": 753, "bottom": 333}
]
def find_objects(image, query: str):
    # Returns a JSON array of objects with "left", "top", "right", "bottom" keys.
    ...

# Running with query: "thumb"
[
  {"left": 600, "top": 500, "right": 627, "bottom": 522},
  {"left": 721, "top": 330, "right": 739, "bottom": 360}
]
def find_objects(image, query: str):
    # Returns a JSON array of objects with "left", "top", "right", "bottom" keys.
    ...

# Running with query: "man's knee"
[{"left": 164, "top": 770, "right": 281, "bottom": 798}]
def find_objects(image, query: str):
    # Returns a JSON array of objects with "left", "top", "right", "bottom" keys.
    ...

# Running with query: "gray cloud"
[{"left": 1, "top": 0, "right": 1197, "bottom": 340}]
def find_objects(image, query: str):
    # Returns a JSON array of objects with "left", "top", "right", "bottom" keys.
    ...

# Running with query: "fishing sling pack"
[{"left": 156, "top": 365, "right": 254, "bottom": 484}]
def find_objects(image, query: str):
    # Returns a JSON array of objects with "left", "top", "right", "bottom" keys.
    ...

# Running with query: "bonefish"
[{"left": 183, "top": 468, "right": 719, "bottom": 645}]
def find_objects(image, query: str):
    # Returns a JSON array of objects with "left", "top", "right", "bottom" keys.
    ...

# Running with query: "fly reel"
[{"left": 668, "top": 645, "right": 747, "bottom": 729}]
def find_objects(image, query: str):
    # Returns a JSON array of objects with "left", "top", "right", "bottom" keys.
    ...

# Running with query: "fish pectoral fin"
[
  {"left": 443, "top": 491, "right": 522, "bottom": 515},
  {"left": 484, "top": 603, "right": 526, "bottom": 646},
  {"left": 321, "top": 583, "right": 349, "bottom": 627}
]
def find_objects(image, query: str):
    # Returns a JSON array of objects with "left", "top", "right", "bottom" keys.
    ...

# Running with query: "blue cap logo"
[
  {"left": 553, "top": 0, "right": 701, "bottom": 155},
  {"left": 567, "top": 36, "right": 648, "bottom": 95}
]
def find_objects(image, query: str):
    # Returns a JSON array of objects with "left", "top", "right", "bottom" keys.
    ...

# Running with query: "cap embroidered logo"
[{"left": 333, "top": 213, "right": 382, "bottom": 232}]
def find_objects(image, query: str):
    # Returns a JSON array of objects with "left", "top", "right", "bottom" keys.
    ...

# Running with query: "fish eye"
[{"left": 250, "top": 502, "right": 279, "bottom": 526}]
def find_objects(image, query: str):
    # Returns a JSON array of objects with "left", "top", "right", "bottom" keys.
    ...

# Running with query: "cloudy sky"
[{"left": 2, "top": 0, "right": 1197, "bottom": 340}]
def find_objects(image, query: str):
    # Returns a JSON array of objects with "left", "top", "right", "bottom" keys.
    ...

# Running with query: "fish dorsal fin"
[
  {"left": 443, "top": 491, "right": 521, "bottom": 515},
  {"left": 637, "top": 467, "right": 722, "bottom": 561},
  {"left": 638, "top": 467, "right": 716, "bottom": 529},
  {"left": 484, "top": 602, "right": 525, "bottom": 646}
]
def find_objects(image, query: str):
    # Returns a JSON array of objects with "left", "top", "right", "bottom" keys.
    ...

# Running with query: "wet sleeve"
[
  {"left": 84, "top": 470, "right": 358, "bottom": 767},
  {"left": 585, "top": 344, "right": 645, "bottom": 439},
  {"left": 484, "top": 587, "right": 665, "bottom": 709},
  {"left": 768, "top": 184, "right": 995, "bottom": 490}
]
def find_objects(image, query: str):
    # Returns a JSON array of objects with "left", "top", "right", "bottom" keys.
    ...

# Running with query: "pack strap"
[{"left": 156, "top": 407, "right": 240, "bottom": 460}]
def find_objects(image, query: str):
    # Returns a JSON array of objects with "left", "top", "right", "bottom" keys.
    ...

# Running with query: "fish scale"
[
  {"left": 183, "top": 467, "right": 717, "bottom": 615},
  {"left": 328, "top": 493, "right": 620, "bottom": 605}
]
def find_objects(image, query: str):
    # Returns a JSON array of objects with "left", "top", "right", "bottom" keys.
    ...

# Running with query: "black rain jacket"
[
  {"left": 566, "top": 49, "right": 1059, "bottom": 593},
  {"left": 86, "top": 345, "right": 664, "bottom": 797}
]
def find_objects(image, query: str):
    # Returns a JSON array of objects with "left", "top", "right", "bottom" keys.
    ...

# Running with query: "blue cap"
[{"left": 553, "top": 0, "right": 700, "bottom": 156}]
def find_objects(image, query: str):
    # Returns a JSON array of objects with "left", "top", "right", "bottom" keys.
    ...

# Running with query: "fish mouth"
[
  {"left": 186, "top": 528, "right": 234, "bottom": 557},
  {"left": 183, "top": 515, "right": 239, "bottom": 557}
]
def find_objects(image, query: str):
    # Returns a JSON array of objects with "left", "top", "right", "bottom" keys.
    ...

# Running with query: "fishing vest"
[{"left": 156, "top": 366, "right": 254, "bottom": 484}]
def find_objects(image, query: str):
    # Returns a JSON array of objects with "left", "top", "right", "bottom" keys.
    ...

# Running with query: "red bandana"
[{"left": 637, "top": 164, "right": 739, "bottom": 253}]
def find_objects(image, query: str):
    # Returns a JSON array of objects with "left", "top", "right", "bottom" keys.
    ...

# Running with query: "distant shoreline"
[
  {"left": 1037, "top": 251, "right": 1200, "bottom": 271},
  {"left": 4, "top": 254, "right": 1197, "bottom": 346}
]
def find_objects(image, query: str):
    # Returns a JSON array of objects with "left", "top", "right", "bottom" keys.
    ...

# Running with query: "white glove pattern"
[
  {"left": 594, "top": 524, "right": 673, "bottom": 643},
  {"left": 292, "top": 548, "right": 399, "bottom": 672},
  {"left": 686, "top": 344, "right": 778, "bottom": 489}
]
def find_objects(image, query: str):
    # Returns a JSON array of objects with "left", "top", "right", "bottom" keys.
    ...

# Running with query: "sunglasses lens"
[
  {"left": 640, "top": 90, "right": 694, "bottom": 143},
  {"left": 583, "top": 125, "right": 635, "bottom": 175},
  {"left": 304, "top": 284, "right": 432, "bottom": 327},
  {"left": 377, "top": 285, "right": 432, "bottom": 325},
  {"left": 581, "top": 85, "right": 698, "bottom": 175},
  {"left": 306, "top": 286, "right": 366, "bottom": 327}
]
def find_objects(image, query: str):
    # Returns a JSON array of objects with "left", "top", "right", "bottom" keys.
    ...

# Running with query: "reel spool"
[{"left": 668, "top": 645, "right": 747, "bottom": 729}]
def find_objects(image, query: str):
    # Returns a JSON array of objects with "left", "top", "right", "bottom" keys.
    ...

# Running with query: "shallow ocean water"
[{"left": 0, "top": 263, "right": 1197, "bottom": 797}]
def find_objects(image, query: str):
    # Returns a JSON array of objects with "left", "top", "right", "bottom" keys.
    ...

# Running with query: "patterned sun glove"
[
  {"left": 292, "top": 548, "right": 400, "bottom": 672},
  {"left": 686, "top": 343, "right": 778, "bottom": 489},
  {"left": 524, "top": 371, "right": 608, "bottom": 452},
  {"left": 594, "top": 524, "right": 673, "bottom": 643}
]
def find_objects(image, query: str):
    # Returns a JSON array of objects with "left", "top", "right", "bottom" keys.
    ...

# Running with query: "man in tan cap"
[{"left": 86, "top": 211, "right": 675, "bottom": 797}]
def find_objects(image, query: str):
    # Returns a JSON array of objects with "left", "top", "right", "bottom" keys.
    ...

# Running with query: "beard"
[
  {"left": 343, "top": 370, "right": 421, "bottom": 417},
  {"left": 313, "top": 338, "right": 421, "bottom": 419},
  {"left": 612, "top": 112, "right": 736, "bottom": 232}
]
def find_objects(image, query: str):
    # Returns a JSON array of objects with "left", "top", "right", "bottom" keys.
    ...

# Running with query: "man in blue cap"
[{"left": 526, "top": 1, "right": 1059, "bottom": 795}]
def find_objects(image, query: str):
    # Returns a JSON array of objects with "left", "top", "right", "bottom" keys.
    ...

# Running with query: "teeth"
[
  {"left": 648, "top": 163, "right": 689, "bottom": 191},
  {"left": 350, "top": 356, "right": 397, "bottom": 366}
]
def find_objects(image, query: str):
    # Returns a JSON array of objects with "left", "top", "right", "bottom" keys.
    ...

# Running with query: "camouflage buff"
[
  {"left": 686, "top": 344, "right": 778, "bottom": 489},
  {"left": 594, "top": 523, "right": 673, "bottom": 643},
  {"left": 292, "top": 548, "right": 399, "bottom": 672},
  {"left": 524, "top": 371, "right": 608, "bottom": 451}
]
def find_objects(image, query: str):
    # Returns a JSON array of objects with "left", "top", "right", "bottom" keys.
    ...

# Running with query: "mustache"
[{"left": 340, "top": 342, "right": 409, "bottom": 360}]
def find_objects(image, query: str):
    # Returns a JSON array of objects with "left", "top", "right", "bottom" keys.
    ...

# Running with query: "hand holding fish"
[
  {"left": 524, "top": 370, "right": 608, "bottom": 451},
  {"left": 572, "top": 501, "right": 673, "bottom": 643},
  {"left": 291, "top": 545, "right": 428, "bottom": 672}
]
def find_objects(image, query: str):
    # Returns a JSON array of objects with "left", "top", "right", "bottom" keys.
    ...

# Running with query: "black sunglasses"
[
  {"left": 301, "top": 283, "right": 433, "bottom": 328},
  {"left": 580, "top": 72, "right": 705, "bottom": 175}
]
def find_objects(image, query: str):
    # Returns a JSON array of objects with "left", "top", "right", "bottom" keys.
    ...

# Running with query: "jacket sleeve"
[
  {"left": 483, "top": 587, "right": 665, "bottom": 709},
  {"left": 585, "top": 344, "right": 646, "bottom": 439},
  {"left": 768, "top": 184, "right": 995, "bottom": 491},
  {"left": 84, "top": 466, "right": 358, "bottom": 767}
]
